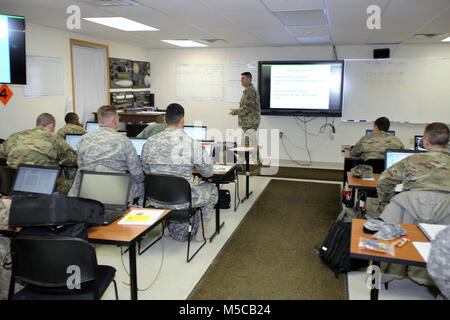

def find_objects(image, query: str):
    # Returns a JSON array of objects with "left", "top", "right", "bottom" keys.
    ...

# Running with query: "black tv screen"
[
  {"left": 0, "top": 14, "right": 26, "bottom": 85},
  {"left": 258, "top": 60, "right": 344, "bottom": 117}
]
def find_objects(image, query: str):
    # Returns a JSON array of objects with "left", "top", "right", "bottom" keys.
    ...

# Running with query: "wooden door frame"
[{"left": 69, "top": 38, "right": 110, "bottom": 113}]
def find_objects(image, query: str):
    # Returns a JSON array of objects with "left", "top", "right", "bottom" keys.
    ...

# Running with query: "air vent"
[
  {"left": 202, "top": 39, "right": 228, "bottom": 44},
  {"left": 82, "top": 0, "right": 142, "bottom": 6}
]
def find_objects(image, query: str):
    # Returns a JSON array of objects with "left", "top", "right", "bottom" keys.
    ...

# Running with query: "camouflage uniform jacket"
[
  {"left": 0, "top": 127, "right": 77, "bottom": 168},
  {"left": 69, "top": 127, "right": 144, "bottom": 199},
  {"left": 427, "top": 225, "right": 450, "bottom": 299},
  {"left": 141, "top": 128, "right": 214, "bottom": 185},
  {"left": 350, "top": 131, "right": 405, "bottom": 160},
  {"left": 233, "top": 84, "right": 261, "bottom": 130},
  {"left": 376, "top": 147, "right": 450, "bottom": 212},
  {"left": 57, "top": 123, "right": 87, "bottom": 138},
  {"left": 137, "top": 123, "right": 167, "bottom": 139}
]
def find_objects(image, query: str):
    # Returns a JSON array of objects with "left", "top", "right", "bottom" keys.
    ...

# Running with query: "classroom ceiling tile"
[
  {"left": 274, "top": 9, "right": 328, "bottom": 27},
  {"left": 286, "top": 25, "right": 329, "bottom": 37},
  {"left": 261, "top": 0, "right": 325, "bottom": 11}
]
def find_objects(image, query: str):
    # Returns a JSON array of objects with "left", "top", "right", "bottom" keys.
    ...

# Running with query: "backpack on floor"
[{"left": 318, "top": 220, "right": 367, "bottom": 278}]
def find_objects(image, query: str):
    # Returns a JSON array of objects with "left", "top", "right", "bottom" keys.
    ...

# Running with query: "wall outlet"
[{"left": 330, "top": 134, "right": 334, "bottom": 141}]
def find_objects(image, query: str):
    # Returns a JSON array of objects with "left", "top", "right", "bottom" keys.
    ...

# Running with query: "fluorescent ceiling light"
[
  {"left": 161, "top": 40, "right": 207, "bottom": 47},
  {"left": 442, "top": 36, "right": 450, "bottom": 42},
  {"left": 83, "top": 17, "right": 158, "bottom": 31}
]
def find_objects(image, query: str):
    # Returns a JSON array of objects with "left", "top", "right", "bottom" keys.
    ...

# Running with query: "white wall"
[
  {"left": 0, "top": 23, "right": 149, "bottom": 138},
  {"left": 147, "top": 43, "right": 450, "bottom": 165}
]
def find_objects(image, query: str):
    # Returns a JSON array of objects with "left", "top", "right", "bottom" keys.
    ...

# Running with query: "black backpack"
[
  {"left": 218, "top": 189, "right": 231, "bottom": 209},
  {"left": 318, "top": 221, "right": 367, "bottom": 278}
]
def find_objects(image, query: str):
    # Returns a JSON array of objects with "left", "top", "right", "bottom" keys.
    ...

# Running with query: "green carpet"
[
  {"left": 189, "top": 179, "right": 346, "bottom": 300},
  {"left": 241, "top": 166, "right": 343, "bottom": 182}
]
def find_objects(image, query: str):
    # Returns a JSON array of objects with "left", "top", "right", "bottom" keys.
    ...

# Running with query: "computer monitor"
[
  {"left": 12, "top": 164, "right": 60, "bottom": 195},
  {"left": 184, "top": 125, "right": 207, "bottom": 140},
  {"left": 85, "top": 121, "right": 100, "bottom": 133},
  {"left": 366, "top": 129, "right": 395, "bottom": 136},
  {"left": 385, "top": 149, "right": 423, "bottom": 170},
  {"left": 78, "top": 171, "right": 131, "bottom": 210},
  {"left": 414, "top": 135, "right": 426, "bottom": 151},
  {"left": 129, "top": 137, "right": 147, "bottom": 156},
  {"left": 65, "top": 134, "right": 83, "bottom": 151},
  {"left": 200, "top": 140, "right": 214, "bottom": 158}
]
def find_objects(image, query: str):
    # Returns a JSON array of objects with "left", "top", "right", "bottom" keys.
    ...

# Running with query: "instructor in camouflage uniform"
[
  {"left": 0, "top": 113, "right": 77, "bottom": 194},
  {"left": 56, "top": 112, "right": 87, "bottom": 138},
  {"left": 350, "top": 117, "right": 404, "bottom": 160},
  {"left": 229, "top": 72, "right": 261, "bottom": 164},
  {"left": 141, "top": 103, "right": 218, "bottom": 242},
  {"left": 68, "top": 105, "right": 144, "bottom": 202},
  {"left": 376, "top": 122, "right": 450, "bottom": 214}
]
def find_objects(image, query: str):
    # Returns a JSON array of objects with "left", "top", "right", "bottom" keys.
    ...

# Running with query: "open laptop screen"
[
  {"left": 12, "top": 165, "right": 59, "bottom": 195},
  {"left": 65, "top": 134, "right": 82, "bottom": 151},
  {"left": 184, "top": 125, "right": 207, "bottom": 140},
  {"left": 366, "top": 129, "right": 395, "bottom": 136},
  {"left": 85, "top": 121, "right": 100, "bottom": 133},
  {"left": 78, "top": 172, "right": 131, "bottom": 209},
  {"left": 414, "top": 135, "right": 426, "bottom": 151},
  {"left": 385, "top": 149, "right": 422, "bottom": 170},
  {"left": 129, "top": 138, "right": 147, "bottom": 156},
  {"left": 200, "top": 140, "right": 214, "bottom": 158}
]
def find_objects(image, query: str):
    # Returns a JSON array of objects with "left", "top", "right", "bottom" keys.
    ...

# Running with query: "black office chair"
[
  {"left": 0, "top": 166, "right": 17, "bottom": 196},
  {"left": 144, "top": 173, "right": 206, "bottom": 263},
  {"left": 125, "top": 123, "right": 148, "bottom": 137},
  {"left": 9, "top": 236, "right": 118, "bottom": 300}
]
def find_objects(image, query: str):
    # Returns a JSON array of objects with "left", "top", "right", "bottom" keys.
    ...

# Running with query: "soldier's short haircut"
[
  {"left": 165, "top": 103, "right": 184, "bottom": 125},
  {"left": 36, "top": 113, "right": 56, "bottom": 127},
  {"left": 374, "top": 117, "right": 390, "bottom": 132},
  {"left": 241, "top": 72, "right": 252, "bottom": 79},
  {"left": 97, "top": 105, "right": 118, "bottom": 125},
  {"left": 424, "top": 122, "right": 449, "bottom": 146},
  {"left": 64, "top": 112, "right": 79, "bottom": 124}
]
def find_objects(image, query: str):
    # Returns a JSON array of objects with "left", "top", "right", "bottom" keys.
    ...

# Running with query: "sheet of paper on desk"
[
  {"left": 118, "top": 209, "right": 165, "bottom": 225},
  {"left": 413, "top": 242, "right": 430, "bottom": 263},
  {"left": 213, "top": 165, "right": 234, "bottom": 171},
  {"left": 362, "top": 177, "right": 375, "bottom": 181}
]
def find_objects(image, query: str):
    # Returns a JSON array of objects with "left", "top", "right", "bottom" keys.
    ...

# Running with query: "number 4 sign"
[{"left": 0, "top": 84, "right": 13, "bottom": 106}]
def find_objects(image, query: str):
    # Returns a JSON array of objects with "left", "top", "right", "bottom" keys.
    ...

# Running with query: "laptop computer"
[
  {"left": 12, "top": 164, "right": 60, "bottom": 195},
  {"left": 200, "top": 140, "right": 215, "bottom": 158},
  {"left": 385, "top": 149, "right": 423, "bottom": 170},
  {"left": 366, "top": 129, "right": 395, "bottom": 136},
  {"left": 78, "top": 171, "right": 131, "bottom": 225},
  {"left": 65, "top": 133, "right": 83, "bottom": 151},
  {"left": 414, "top": 135, "right": 426, "bottom": 151},
  {"left": 129, "top": 137, "right": 147, "bottom": 157},
  {"left": 85, "top": 121, "right": 100, "bottom": 133},
  {"left": 184, "top": 125, "right": 207, "bottom": 140}
]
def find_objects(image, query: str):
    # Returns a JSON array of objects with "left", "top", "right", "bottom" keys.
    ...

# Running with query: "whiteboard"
[
  {"left": 342, "top": 58, "right": 450, "bottom": 123},
  {"left": 175, "top": 64, "right": 224, "bottom": 101},
  {"left": 24, "top": 55, "right": 65, "bottom": 97},
  {"left": 227, "top": 60, "right": 258, "bottom": 103}
]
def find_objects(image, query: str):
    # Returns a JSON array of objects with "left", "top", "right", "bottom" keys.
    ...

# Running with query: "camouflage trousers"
[{"left": 148, "top": 182, "right": 218, "bottom": 242}]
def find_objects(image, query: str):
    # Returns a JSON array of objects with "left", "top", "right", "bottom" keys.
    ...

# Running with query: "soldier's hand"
[{"left": 229, "top": 109, "right": 235, "bottom": 115}]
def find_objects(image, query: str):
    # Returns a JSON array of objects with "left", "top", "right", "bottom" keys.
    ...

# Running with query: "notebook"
[
  {"left": 129, "top": 137, "right": 147, "bottom": 156},
  {"left": 12, "top": 164, "right": 60, "bottom": 195},
  {"left": 78, "top": 171, "right": 131, "bottom": 225},
  {"left": 85, "top": 121, "right": 100, "bottom": 133},
  {"left": 418, "top": 223, "right": 447, "bottom": 241},
  {"left": 184, "top": 125, "right": 207, "bottom": 140},
  {"left": 65, "top": 133, "right": 83, "bottom": 151}
]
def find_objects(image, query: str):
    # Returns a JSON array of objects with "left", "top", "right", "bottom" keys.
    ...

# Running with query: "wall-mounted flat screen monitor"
[
  {"left": 259, "top": 60, "right": 344, "bottom": 117},
  {"left": 0, "top": 14, "right": 26, "bottom": 85}
]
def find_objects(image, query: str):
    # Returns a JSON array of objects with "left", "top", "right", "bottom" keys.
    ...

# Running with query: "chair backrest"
[
  {"left": 343, "top": 157, "right": 364, "bottom": 183},
  {"left": 144, "top": 173, "right": 191, "bottom": 206},
  {"left": 364, "top": 158, "right": 385, "bottom": 174},
  {"left": 0, "top": 166, "right": 17, "bottom": 195},
  {"left": 12, "top": 236, "right": 97, "bottom": 288},
  {"left": 126, "top": 123, "right": 148, "bottom": 137}
]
